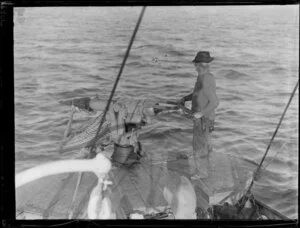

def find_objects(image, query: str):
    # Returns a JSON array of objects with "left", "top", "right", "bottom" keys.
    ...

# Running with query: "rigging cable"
[
  {"left": 237, "top": 79, "right": 299, "bottom": 212},
  {"left": 87, "top": 6, "right": 146, "bottom": 158},
  {"left": 253, "top": 80, "right": 299, "bottom": 181}
]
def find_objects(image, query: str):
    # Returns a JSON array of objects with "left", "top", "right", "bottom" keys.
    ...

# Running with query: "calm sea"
[{"left": 14, "top": 6, "right": 298, "bottom": 219}]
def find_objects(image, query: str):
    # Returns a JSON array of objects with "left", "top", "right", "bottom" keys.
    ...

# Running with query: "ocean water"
[{"left": 14, "top": 6, "right": 298, "bottom": 219}]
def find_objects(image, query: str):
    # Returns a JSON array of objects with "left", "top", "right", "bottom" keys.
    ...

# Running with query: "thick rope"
[
  {"left": 237, "top": 80, "right": 299, "bottom": 212},
  {"left": 68, "top": 172, "right": 83, "bottom": 219},
  {"left": 253, "top": 80, "right": 299, "bottom": 180},
  {"left": 87, "top": 7, "right": 146, "bottom": 158}
]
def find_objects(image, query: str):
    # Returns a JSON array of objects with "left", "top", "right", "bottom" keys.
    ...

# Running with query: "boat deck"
[{"left": 16, "top": 151, "right": 267, "bottom": 219}]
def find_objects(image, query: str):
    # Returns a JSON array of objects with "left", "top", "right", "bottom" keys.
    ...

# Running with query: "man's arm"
[
  {"left": 178, "top": 93, "right": 193, "bottom": 104},
  {"left": 183, "top": 93, "right": 193, "bottom": 102}
]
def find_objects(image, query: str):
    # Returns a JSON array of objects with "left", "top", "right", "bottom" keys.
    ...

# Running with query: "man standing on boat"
[{"left": 179, "top": 51, "right": 219, "bottom": 179}]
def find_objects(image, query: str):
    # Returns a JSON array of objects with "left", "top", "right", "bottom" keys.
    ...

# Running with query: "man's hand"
[{"left": 193, "top": 112, "right": 203, "bottom": 119}]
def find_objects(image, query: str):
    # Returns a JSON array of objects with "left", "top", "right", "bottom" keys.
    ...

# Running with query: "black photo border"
[{"left": 0, "top": 0, "right": 298, "bottom": 227}]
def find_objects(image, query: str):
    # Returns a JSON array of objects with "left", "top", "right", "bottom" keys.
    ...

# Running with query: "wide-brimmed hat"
[{"left": 192, "top": 51, "right": 214, "bottom": 63}]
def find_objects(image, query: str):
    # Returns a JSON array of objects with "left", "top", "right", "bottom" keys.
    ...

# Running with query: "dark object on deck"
[
  {"left": 207, "top": 196, "right": 291, "bottom": 220},
  {"left": 125, "top": 121, "right": 146, "bottom": 133},
  {"left": 60, "top": 97, "right": 94, "bottom": 112},
  {"left": 208, "top": 203, "right": 260, "bottom": 220},
  {"left": 177, "top": 154, "right": 188, "bottom": 160},
  {"left": 112, "top": 143, "right": 134, "bottom": 164}
]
